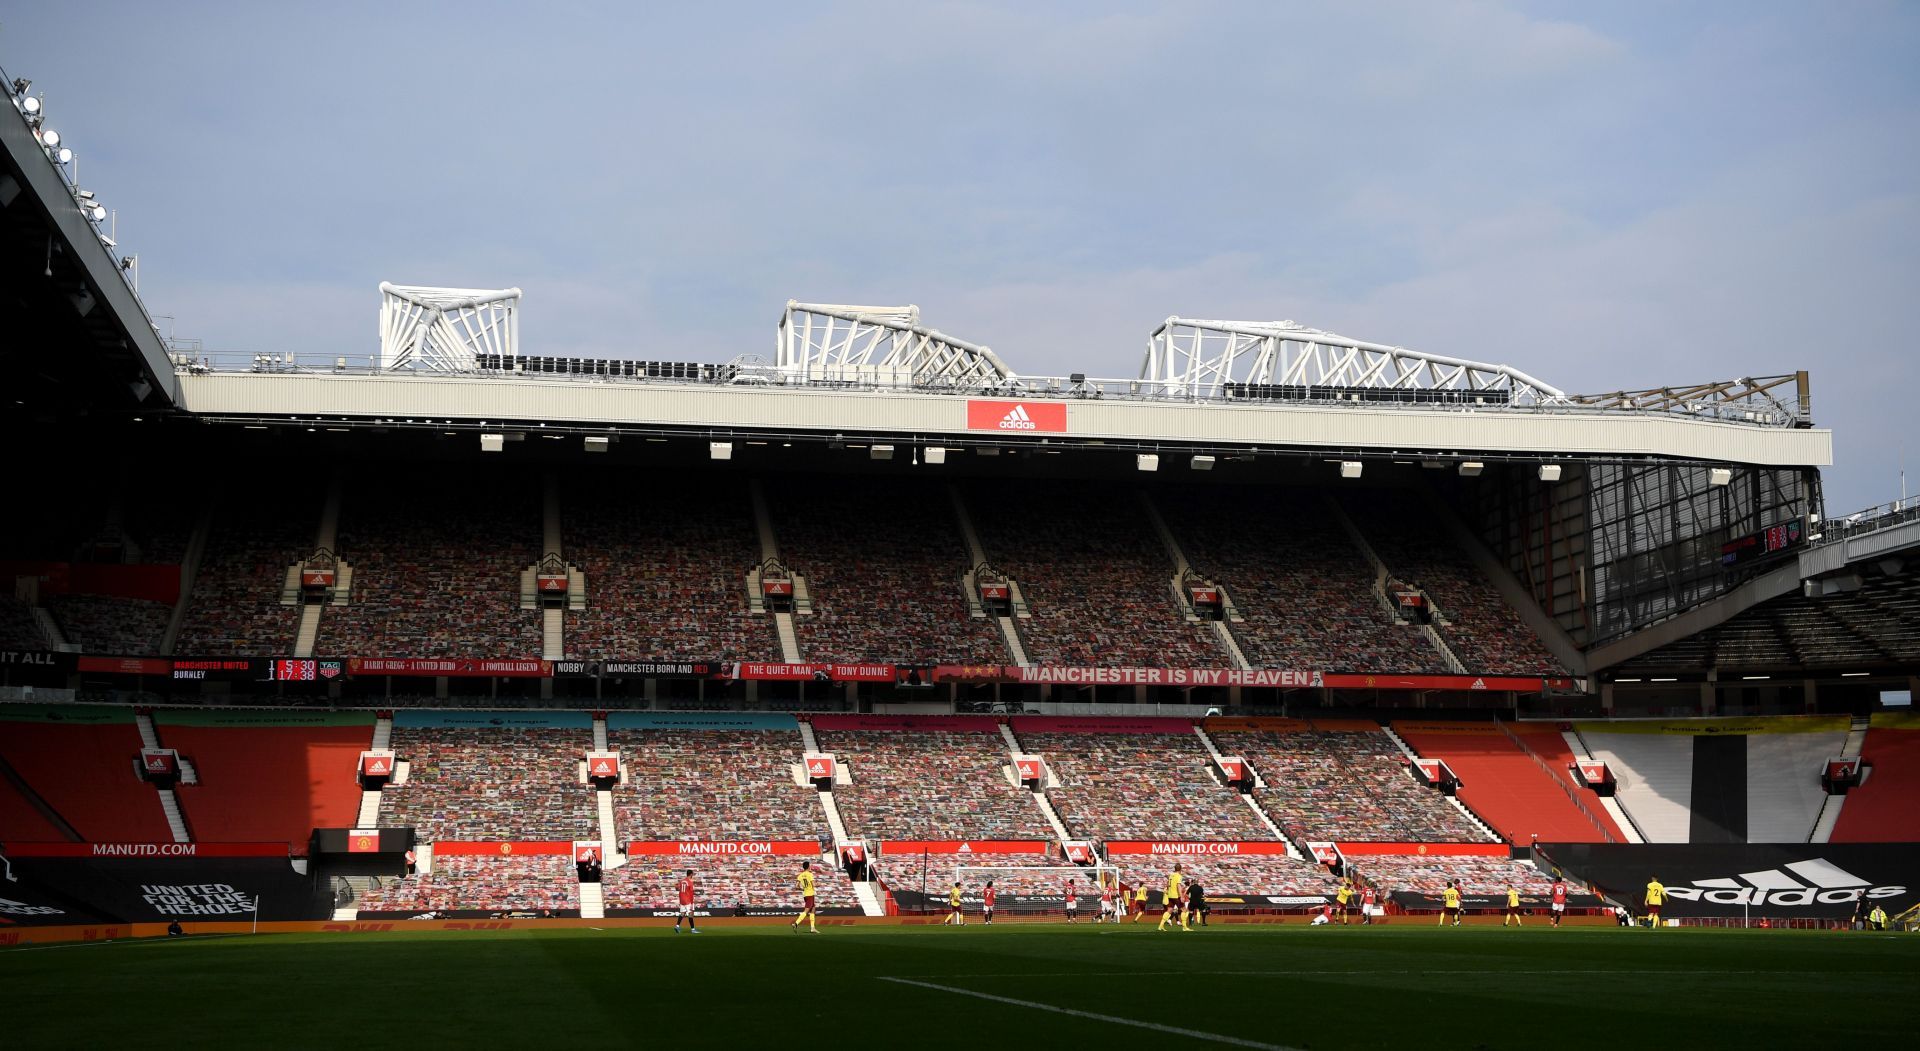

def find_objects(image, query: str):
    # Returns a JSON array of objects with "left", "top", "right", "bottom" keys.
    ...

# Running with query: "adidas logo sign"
[
  {"left": 1666, "top": 858, "right": 1905, "bottom": 907},
  {"left": 1469, "top": 678, "right": 1486, "bottom": 690},
  {"left": 997, "top": 404, "right": 1037, "bottom": 430}
]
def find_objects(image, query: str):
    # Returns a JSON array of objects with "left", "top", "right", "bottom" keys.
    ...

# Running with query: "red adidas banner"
[
  {"left": 1332, "top": 842, "right": 1509, "bottom": 857},
  {"left": 626, "top": 841, "right": 820, "bottom": 856},
  {"left": 878, "top": 841, "right": 1051, "bottom": 855},
  {"left": 77, "top": 656, "right": 172, "bottom": 675},
  {"left": 1103, "top": 841, "right": 1293, "bottom": 856},
  {"left": 430, "top": 842, "right": 576, "bottom": 857},
  {"left": 966, "top": 399, "right": 1067, "bottom": 433},
  {"left": 3, "top": 842, "right": 290, "bottom": 857}
]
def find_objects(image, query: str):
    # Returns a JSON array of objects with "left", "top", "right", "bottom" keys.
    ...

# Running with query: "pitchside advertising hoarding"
[
  {"left": 2, "top": 844, "right": 330, "bottom": 924},
  {"left": 1541, "top": 843, "right": 1920, "bottom": 919}
]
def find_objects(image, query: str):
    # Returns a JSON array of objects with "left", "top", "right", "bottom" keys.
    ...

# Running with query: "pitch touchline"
[{"left": 878, "top": 977, "right": 1302, "bottom": 1050}]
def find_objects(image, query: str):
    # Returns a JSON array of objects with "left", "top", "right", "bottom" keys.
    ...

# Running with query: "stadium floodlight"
[
  {"left": 1458, "top": 461, "right": 1484, "bottom": 477},
  {"left": 54, "top": 147, "right": 71, "bottom": 164},
  {"left": 1709, "top": 467, "right": 1733, "bottom": 487},
  {"left": 1191, "top": 454, "right": 1216, "bottom": 471},
  {"left": 1340, "top": 460, "right": 1363, "bottom": 479},
  {"left": 870, "top": 444, "right": 895, "bottom": 460},
  {"left": 709, "top": 442, "right": 733, "bottom": 460},
  {"left": 1537, "top": 464, "right": 1562, "bottom": 483},
  {"left": 923, "top": 446, "right": 946, "bottom": 465},
  {"left": 480, "top": 433, "right": 505, "bottom": 452},
  {"left": 20, "top": 96, "right": 39, "bottom": 116},
  {"left": 1136, "top": 453, "right": 1159, "bottom": 472},
  {"left": 584, "top": 436, "right": 609, "bottom": 453},
  {"left": 39, "top": 128, "right": 58, "bottom": 148}
]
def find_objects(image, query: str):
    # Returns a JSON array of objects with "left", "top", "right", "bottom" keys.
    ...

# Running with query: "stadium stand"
[
  {"left": 1831, "top": 713, "right": 1920, "bottom": 842},
  {"left": 380, "top": 727, "right": 597, "bottom": 841},
  {"left": 1343, "top": 490, "right": 1566, "bottom": 676},
  {"left": 358, "top": 853, "right": 580, "bottom": 914},
  {"left": 1019, "top": 727, "right": 1271, "bottom": 841},
  {"left": 1348, "top": 854, "right": 1557, "bottom": 897},
  {"left": 969, "top": 482, "right": 1227, "bottom": 667},
  {"left": 45, "top": 594, "right": 171, "bottom": 656},
  {"left": 173, "top": 498, "right": 317, "bottom": 655},
  {"left": 894, "top": 851, "right": 1078, "bottom": 899},
  {"left": 157, "top": 712, "right": 371, "bottom": 851},
  {"left": 562, "top": 477, "right": 778, "bottom": 662},
  {"left": 814, "top": 728, "right": 1052, "bottom": 841},
  {"left": 1160, "top": 489, "right": 1447, "bottom": 673},
  {"left": 1115, "top": 854, "right": 1337, "bottom": 900},
  {"left": 1744, "top": 721, "right": 1848, "bottom": 842},
  {"left": 773, "top": 481, "right": 1009, "bottom": 666},
  {"left": 608, "top": 727, "right": 825, "bottom": 841},
  {"left": 0, "top": 596, "right": 45, "bottom": 649},
  {"left": 1212, "top": 720, "right": 1486, "bottom": 842},
  {"left": 603, "top": 854, "right": 854, "bottom": 912},
  {"left": 314, "top": 478, "right": 542, "bottom": 660},
  {"left": 1392, "top": 721, "right": 1621, "bottom": 843},
  {"left": 0, "top": 707, "right": 172, "bottom": 841},
  {"left": 0, "top": 774, "right": 68, "bottom": 841},
  {"left": 1578, "top": 726, "right": 1693, "bottom": 842},
  {"left": 1611, "top": 577, "right": 1920, "bottom": 674}
]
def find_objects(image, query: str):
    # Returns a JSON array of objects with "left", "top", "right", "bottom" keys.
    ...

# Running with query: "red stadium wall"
[
  {"left": 161, "top": 725, "right": 372, "bottom": 853},
  {"left": 0, "top": 718, "right": 171, "bottom": 842},
  {"left": 1393, "top": 721, "right": 1621, "bottom": 844},
  {"left": 1830, "top": 727, "right": 1920, "bottom": 842}
]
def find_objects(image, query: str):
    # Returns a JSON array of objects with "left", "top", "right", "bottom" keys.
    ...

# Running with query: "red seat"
[
  {"left": 1395, "top": 723, "right": 1621, "bottom": 844},
  {"left": 1831, "top": 727, "right": 1920, "bottom": 842}
]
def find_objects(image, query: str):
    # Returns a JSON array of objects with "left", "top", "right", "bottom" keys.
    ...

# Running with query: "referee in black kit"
[{"left": 1186, "top": 879, "right": 1208, "bottom": 927}]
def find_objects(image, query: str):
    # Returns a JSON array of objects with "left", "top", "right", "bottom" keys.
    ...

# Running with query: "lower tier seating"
[
  {"left": 1347, "top": 855, "right": 1556, "bottom": 897},
  {"left": 817, "top": 729, "right": 1052, "bottom": 841},
  {"left": 160, "top": 721, "right": 372, "bottom": 852},
  {"left": 380, "top": 728, "right": 597, "bottom": 842},
  {"left": 1393, "top": 722, "right": 1619, "bottom": 844},
  {"left": 0, "top": 711, "right": 172, "bottom": 841},
  {"left": 1831, "top": 721, "right": 1920, "bottom": 842},
  {"left": 603, "top": 855, "right": 854, "bottom": 910},
  {"left": 358, "top": 853, "right": 580, "bottom": 914}
]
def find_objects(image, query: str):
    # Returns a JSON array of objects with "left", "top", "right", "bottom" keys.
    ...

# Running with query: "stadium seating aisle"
[
  {"left": 174, "top": 495, "right": 319, "bottom": 655},
  {"left": 314, "top": 477, "right": 542, "bottom": 660},
  {"left": 1342, "top": 491, "right": 1566, "bottom": 676},
  {"left": 609, "top": 728, "right": 826, "bottom": 841},
  {"left": 0, "top": 709, "right": 172, "bottom": 841},
  {"left": 1392, "top": 722, "right": 1619, "bottom": 844},
  {"left": 45, "top": 594, "right": 172, "bottom": 656},
  {"left": 816, "top": 728, "right": 1052, "bottom": 841},
  {"left": 603, "top": 855, "right": 854, "bottom": 911},
  {"left": 1160, "top": 489, "right": 1447, "bottom": 673},
  {"left": 1213, "top": 721, "right": 1486, "bottom": 842},
  {"left": 562, "top": 477, "right": 778, "bottom": 662},
  {"left": 159, "top": 716, "right": 372, "bottom": 851},
  {"left": 358, "top": 854, "right": 580, "bottom": 914},
  {"left": 772, "top": 480, "right": 1009, "bottom": 666},
  {"left": 380, "top": 727, "right": 597, "bottom": 841},
  {"left": 1831, "top": 717, "right": 1920, "bottom": 842},
  {"left": 968, "top": 481, "right": 1227, "bottom": 667},
  {"left": 1022, "top": 729, "right": 1272, "bottom": 841}
]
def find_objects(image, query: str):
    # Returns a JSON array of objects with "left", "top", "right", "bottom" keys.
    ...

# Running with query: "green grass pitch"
[{"left": 6, "top": 923, "right": 1914, "bottom": 1049}]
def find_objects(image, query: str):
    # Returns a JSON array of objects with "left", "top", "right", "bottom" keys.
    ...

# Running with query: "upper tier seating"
[
  {"left": 1392, "top": 721, "right": 1620, "bottom": 844},
  {"left": 174, "top": 498, "right": 317, "bottom": 655},
  {"left": 562, "top": 478, "right": 777, "bottom": 662},
  {"left": 609, "top": 729, "right": 824, "bottom": 841},
  {"left": 1347, "top": 854, "right": 1557, "bottom": 897},
  {"left": 970, "top": 482, "right": 1226, "bottom": 667},
  {"left": 603, "top": 854, "right": 854, "bottom": 910},
  {"left": 314, "top": 479, "right": 541, "bottom": 659},
  {"left": 1344, "top": 491, "right": 1566, "bottom": 676},
  {"left": 1213, "top": 721, "right": 1487, "bottom": 842},
  {"left": 1832, "top": 717, "right": 1920, "bottom": 842},
  {"left": 0, "top": 709, "right": 171, "bottom": 841},
  {"left": 159, "top": 718, "right": 371, "bottom": 852},
  {"left": 1160, "top": 489, "right": 1447, "bottom": 673},
  {"left": 380, "top": 728, "right": 597, "bottom": 841},
  {"left": 357, "top": 853, "right": 580, "bottom": 914},
  {"left": 46, "top": 594, "right": 171, "bottom": 656},
  {"left": 774, "top": 481, "right": 1008, "bottom": 666},
  {"left": 1019, "top": 729, "right": 1271, "bottom": 842},
  {"left": 815, "top": 729, "right": 1052, "bottom": 841}
]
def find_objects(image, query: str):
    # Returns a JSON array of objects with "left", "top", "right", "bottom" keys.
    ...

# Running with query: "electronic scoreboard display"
[{"left": 1720, "top": 518, "right": 1806, "bottom": 568}]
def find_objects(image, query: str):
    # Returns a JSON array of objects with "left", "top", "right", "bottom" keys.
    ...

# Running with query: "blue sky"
[{"left": 5, "top": 1, "right": 1915, "bottom": 510}]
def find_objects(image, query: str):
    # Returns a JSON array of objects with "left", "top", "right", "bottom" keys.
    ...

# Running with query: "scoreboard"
[{"left": 1720, "top": 518, "right": 1806, "bottom": 569}]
